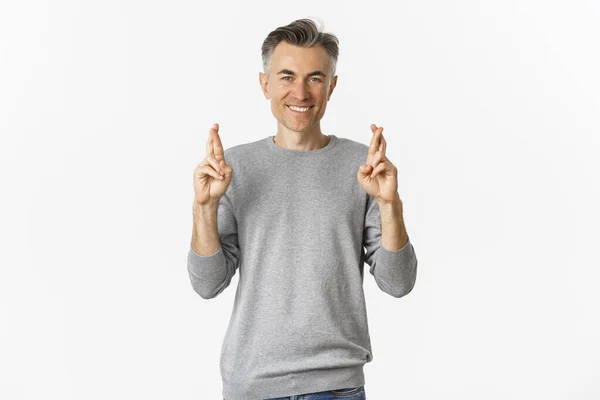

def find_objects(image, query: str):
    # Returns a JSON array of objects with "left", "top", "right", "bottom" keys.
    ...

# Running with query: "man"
[{"left": 188, "top": 18, "right": 418, "bottom": 400}]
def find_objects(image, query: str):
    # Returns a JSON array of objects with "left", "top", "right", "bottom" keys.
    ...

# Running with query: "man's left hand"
[{"left": 357, "top": 124, "right": 400, "bottom": 204}]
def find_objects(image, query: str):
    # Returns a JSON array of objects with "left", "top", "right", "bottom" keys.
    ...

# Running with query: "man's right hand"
[{"left": 193, "top": 123, "right": 232, "bottom": 206}]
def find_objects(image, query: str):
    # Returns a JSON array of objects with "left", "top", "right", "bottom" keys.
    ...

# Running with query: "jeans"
[{"left": 263, "top": 385, "right": 366, "bottom": 400}]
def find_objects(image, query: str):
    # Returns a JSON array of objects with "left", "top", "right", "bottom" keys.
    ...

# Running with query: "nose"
[{"left": 290, "top": 80, "right": 309, "bottom": 101}]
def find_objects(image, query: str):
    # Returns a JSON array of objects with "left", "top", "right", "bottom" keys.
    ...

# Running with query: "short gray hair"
[{"left": 261, "top": 18, "right": 340, "bottom": 77}]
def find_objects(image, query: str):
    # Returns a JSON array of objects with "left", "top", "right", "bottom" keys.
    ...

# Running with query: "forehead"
[{"left": 270, "top": 41, "right": 331, "bottom": 73}]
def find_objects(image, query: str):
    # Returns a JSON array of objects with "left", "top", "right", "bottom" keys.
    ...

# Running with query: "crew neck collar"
[{"left": 266, "top": 134, "right": 338, "bottom": 155}]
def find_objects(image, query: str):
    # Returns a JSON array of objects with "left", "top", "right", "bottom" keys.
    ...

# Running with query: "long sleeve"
[
  {"left": 362, "top": 193, "right": 418, "bottom": 298},
  {"left": 187, "top": 190, "right": 241, "bottom": 299},
  {"left": 187, "top": 134, "right": 420, "bottom": 399}
]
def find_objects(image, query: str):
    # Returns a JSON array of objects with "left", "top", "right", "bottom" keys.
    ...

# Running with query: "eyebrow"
[{"left": 276, "top": 69, "right": 327, "bottom": 78}]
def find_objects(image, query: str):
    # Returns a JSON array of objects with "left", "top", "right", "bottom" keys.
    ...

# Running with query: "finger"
[
  {"left": 376, "top": 127, "right": 384, "bottom": 157},
  {"left": 367, "top": 124, "right": 380, "bottom": 164},
  {"left": 369, "top": 127, "right": 384, "bottom": 164},
  {"left": 370, "top": 150, "right": 383, "bottom": 168},
  {"left": 197, "top": 165, "right": 224, "bottom": 181},
  {"left": 206, "top": 133, "right": 212, "bottom": 157},
  {"left": 370, "top": 161, "right": 387, "bottom": 179},
  {"left": 207, "top": 123, "right": 219, "bottom": 156},
  {"left": 379, "top": 130, "right": 386, "bottom": 157},
  {"left": 210, "top": 123, "right": 225, "bottom": 162},
  {"left": 202, "top": 155, "right": 225, "bottom": 175}
]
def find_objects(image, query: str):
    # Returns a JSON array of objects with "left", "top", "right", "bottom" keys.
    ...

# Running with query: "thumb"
[
  {"left": 359, "top": 164, "right": 372, "bottom": 174},
  {"left": 358, "top": 164, "right": 373, "bottom": 179},
  {"left": 221, "top": 160, "right": 232, "bottom": 174}
]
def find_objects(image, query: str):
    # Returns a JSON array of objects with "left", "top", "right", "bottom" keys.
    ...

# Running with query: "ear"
[
  {"left": 259, "top": 72, "right": 271, "bottom": 100},
  {"left": 327, "top": 75, "right": 338, "bottom": 101}
]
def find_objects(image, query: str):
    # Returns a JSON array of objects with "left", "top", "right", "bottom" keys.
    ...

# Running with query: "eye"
[
  {"left": 310, "top": 77, "right": 322, "bottom": 83},
  {"left": 282, "top": 76, "right": 292, "bottom": 81}
]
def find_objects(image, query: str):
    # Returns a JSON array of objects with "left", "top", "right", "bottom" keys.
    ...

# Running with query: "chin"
[
  {"left": 289, "top": 123, "right": 312, "bottom": 133},
  {"left": 276, "top": 118, "right": 308, "bottom": 132}
]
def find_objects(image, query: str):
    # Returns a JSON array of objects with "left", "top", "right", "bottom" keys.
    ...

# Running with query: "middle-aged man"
[{"left": 187, "top": 18, "right": 418, "bottom": 400}]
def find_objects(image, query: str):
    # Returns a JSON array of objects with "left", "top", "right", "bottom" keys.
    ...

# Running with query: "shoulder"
[
  {"left": 336, "top": 136, "right": 369, "bottom": 152},
  {"left": 222, "top": 137, "right": 268, "bottom": 166},
  {"left": 333, "top": 135, "right": 370, "bottom": 162},
  {"left": 223, "top": 137, "right": 265, "bottom": 158}
]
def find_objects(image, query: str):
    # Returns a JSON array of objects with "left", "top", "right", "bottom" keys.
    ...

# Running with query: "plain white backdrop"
[{"left": 1, "top": 0, "right": 599, "bottom": 399}]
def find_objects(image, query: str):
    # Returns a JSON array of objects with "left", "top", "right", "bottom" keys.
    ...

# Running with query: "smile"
[{"left": 287, "top": 105, "right": 313, "bottom": 113}]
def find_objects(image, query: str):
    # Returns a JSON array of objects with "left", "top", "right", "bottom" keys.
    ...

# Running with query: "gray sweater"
[{"left": 187, "top": 134, "right": 418, "bottom": 400}]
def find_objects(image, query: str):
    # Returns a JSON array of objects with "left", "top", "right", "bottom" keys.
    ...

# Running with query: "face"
[{"left": 259, "top": 41, "right": 338, "bottom": 135}]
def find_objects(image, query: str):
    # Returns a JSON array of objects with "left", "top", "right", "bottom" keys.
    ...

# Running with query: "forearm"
[
  {"left": 377, "top": 193, "right": 409, "bottom": 251},
  {"left": 191, "top": 201, "right": 221, "bottom": 256}
]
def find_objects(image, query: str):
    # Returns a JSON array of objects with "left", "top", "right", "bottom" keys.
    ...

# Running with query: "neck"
[{"left": 273, "top": 123, "right": 330, "bottom": 151}]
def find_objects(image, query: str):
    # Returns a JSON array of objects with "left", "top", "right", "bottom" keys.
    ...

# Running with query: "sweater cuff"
[
  {"left": 377, "top": 236, "right": 415, "bottom": 264},
  {"left": 187, "top": 245, "right": 225, "bottom": 279},
  {"left": 189, "top": 245, "right": 222, "bottom": 259}
]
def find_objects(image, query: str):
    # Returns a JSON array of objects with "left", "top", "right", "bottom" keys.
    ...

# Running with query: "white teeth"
[{"left": 288, "top": 105, "right": 310, "bottom": 112}]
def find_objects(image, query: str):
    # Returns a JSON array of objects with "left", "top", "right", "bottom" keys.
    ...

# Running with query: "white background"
[{"left": 1, "top": 0, "right": 599, "bottom": 399}]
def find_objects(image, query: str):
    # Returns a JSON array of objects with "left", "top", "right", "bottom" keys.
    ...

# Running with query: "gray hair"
[{"left": 261, "top": 18, "right": 340, "bottom": 78}]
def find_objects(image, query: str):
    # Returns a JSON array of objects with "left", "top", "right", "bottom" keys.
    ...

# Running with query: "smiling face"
[{"left": 259, "top": 41, "right": 338, "bottom": 135}]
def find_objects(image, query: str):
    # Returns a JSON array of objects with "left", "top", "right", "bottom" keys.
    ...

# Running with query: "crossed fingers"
[
  {"left": 368, "top": 124, "right": 387, "bottom": 177},
  {"left": 204, "top": 123, "right": 226, "bottom": 176}
]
